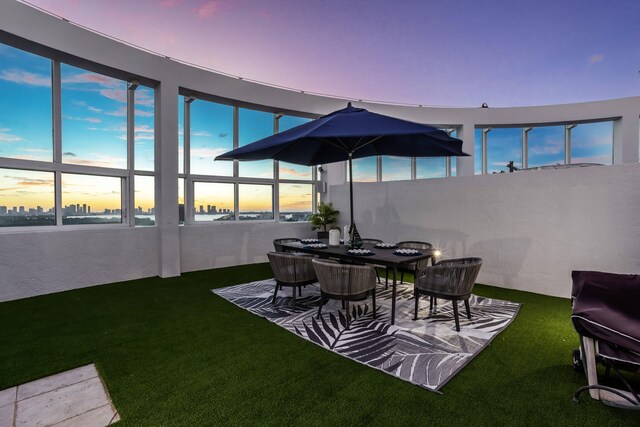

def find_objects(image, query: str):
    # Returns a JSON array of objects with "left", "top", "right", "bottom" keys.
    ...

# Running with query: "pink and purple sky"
[{"left": 20, "top": 0, "right": 640, "bottom": 107}]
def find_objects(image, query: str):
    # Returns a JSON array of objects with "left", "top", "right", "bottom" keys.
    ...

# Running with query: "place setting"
[
  {"left": 374, "top": 242, "right": 397, "bottom": 249},
  {"left": 394, "top": 248, "right": 422, "bottom": 256}
]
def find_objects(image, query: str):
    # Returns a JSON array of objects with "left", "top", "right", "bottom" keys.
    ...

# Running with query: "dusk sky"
[
  {"left": 0, "top": 0, "right": 630, "bottom": 219},
  {"left": 23, "top": 0, "right": 640, "bottom": 107}
]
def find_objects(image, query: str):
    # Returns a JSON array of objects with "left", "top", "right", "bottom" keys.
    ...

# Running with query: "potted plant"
[{"left": 310, "top": 202, "right": 340, "bottom": 239}]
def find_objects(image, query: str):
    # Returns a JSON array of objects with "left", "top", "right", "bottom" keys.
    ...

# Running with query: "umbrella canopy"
[
  {"left": 216, "top": 103, "right": 468, "bottom": 242},
  {"left": 216, "top": 103, "right": 467, "bottom": 165}
]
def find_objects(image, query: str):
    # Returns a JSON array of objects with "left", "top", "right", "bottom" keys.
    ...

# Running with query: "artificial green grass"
[{"left": 1, "top": 264, "right": 638, "bottom": 426}]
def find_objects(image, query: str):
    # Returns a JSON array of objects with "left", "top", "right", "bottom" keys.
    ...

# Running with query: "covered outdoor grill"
[{"left": 571, "top": 270, "right": 640, "bottom": 409}]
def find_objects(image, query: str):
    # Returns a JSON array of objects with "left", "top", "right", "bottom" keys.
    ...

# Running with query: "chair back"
[
  {"left": 312, "top": 259, "right": 376, "bottom": 297},
  {"left": 397, "top": 240, "right": 433, "bottom": 251},
  {"left": 416, "top": 257, "right": 482, "bottom": 297},
  {"left": 267, "top": 252, "right": 316, "bottom": 284},
  {"left": 273, "top": 238, "right": 301, "bottom": 252}
]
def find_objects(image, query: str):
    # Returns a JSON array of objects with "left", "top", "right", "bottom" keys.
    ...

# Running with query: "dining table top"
[{"left": 279, "top": 239, "right": 434, "bottom": 268}]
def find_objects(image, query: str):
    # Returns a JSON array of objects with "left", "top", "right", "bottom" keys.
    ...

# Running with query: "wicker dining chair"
[
  {"left": 312, "top": 258, "right": 377, "bottom": 329},
  {"left": 413, "top": 257, "right": 483, "bottom": 331},
  {"left": 267, "top": 251, "right": 317, "bottom": 307},
  {"left": 394, "top": 240, "right": 434, "bottom": 284},
  {"left": 273, "top": 238, "right": 302, "bottom": 252}
]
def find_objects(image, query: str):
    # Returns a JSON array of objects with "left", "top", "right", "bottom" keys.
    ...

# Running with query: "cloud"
[
  {"left": 134, "top": 90, "right": 154, "bottom": 107},
  {"left": 99, "top": 88, "right": 127, "bottom": 103},
  {"left": 0, "top": 70, "right": 51, "bottom": 87},
  {"left": 197, "top": 1, "right": 220, "bottom": 18},
  {"left": 62, "top": 72, "right": 119, "bottom": 87},
  {"left": 279, "top": 167, "right": 311, "bottom": 178},
  {"left": 135, "top": 108, "right": 153, "bottom": 117},
  {"left": 88, "top": 106, "right": 103, "bottom": 113},
  {"left": 63, "top": 152, "right": 77, "bottom": 157},
  {"left": 0, "top": 128, "right": 23, "bottom": 142},
  {"left": 191, "top": 146, "right": 227, "bottom": 158},
  {"left": 529, "top": 137, "right": 563, "bottom": 155},
  {"left": 106, "top": 106, "right": 127, "bottom": 117},
  {"left": 135, "top": 125, "right": 154, "bottom": 133},
  {"left": 588, "top": 54, "right": 604, "bottom": 64},
  {"left": 21, "top": 148, "right": 50, "bottom": 153},
  {"left": 87, "top": 125, "right": 127, "bottom": 132},
  {"left": 61, "top": 154, "right": 127, "bottom": 169},
  {"left": 63, "top": 115, "right": 102, "bottom": 123},
  {"left": 192, "top": 130, "right": 212, "bottom": 137}
]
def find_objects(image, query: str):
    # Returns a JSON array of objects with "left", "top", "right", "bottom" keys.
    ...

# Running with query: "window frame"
[
  {"left": 179, "top": 96, "right": 320, "bottom": 226},
  {"left": 0, "top": 44, "right": 156, "bottom": 231}
]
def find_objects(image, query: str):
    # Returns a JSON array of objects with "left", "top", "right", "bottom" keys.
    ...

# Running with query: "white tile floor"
[{"left": 0, "top": 364, "right": 119, "bottom": 427}]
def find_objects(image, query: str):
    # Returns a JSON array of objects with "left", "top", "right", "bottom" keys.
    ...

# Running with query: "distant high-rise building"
[
  {"left": 37, "top": 206, "right": 43, "bottom": 214},
  {"left": 87, "top": 206, "right": 91, "bottom": 214},
  {"left": 199, "top": 205, "right": 204, "bottom": 214},
  {"left": 212, "top": 205, "right": 217, "bottom": 213},
  {"left": 82, "top": 204, "right": 87, "bottom": 214},
  {"left": 19, "top": 206, "right": 25, "bottom": 214},
  {"left": 0, "top": 206, "right": 6, "bottom": 215}
]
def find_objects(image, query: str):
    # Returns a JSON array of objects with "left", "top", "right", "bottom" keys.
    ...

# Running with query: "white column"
[
  {"left": 155, "top": 81, "right": 181, "bottom": 278},
  {"left": 456, "top": 121, "right": 476, "bottom": 176},
  {"left": 613, "top": 113, "right": 640, "bottom": 164}
]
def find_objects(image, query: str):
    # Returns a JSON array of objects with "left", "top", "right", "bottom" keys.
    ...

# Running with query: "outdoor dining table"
[{"left": 279, "top": 239, "right": 434, "bottom": 325}]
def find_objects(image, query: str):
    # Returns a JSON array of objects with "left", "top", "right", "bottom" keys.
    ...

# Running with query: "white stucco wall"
[
  {"left": 0, "top": 227, "right": 157, "bottom": 301},
  {"left": 0, "top": 2, "right": 639, "bottom": 301},
  {"left": 179, "top": 222, "right": 315, "bottom": 272},
  {"left": 329, "top": 163, "right": 640, "bottom": 298}
]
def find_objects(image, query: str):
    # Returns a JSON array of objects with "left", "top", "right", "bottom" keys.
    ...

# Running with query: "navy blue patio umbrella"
[{"left": 216, "top": 103, "right": 468, "bottom": 245}]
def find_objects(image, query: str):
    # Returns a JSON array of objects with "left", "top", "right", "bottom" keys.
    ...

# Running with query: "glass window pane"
[
  {"left": 191, "top": 100, "right": 233, "bottom": 176},
  {"left": 178, "top": 177, "right": 185, "bottom": 224},
  {"left": 135, "top": 175, "right": 154, "bottom": 226},
  {"left": 239, "top": 108, "right": 273, "bottom": 178},
  {"left": 278, "top": 115, "right": 312, "bottom": 180},
  {"left": 487, "top": 128, "right": 522, "bottom": 174},
  {"left": 0, "top": 168, "right": 55, "bottom": 227},
  {"left": 416, "top": 158, "right": 446, "bottom": 179},
  {"left": 350, "top": 157, "right": 377, "bottom": 182},
  {"left": 279, "top": 183, "right": 312, "bottom": 222},
  {"left": 193, "top": 182, "right": 234, "bottom": 222},
  {"left": 134, "top": 86, "right": 154, "bottom": 171},
  {"left": 62, "top": 173, "right": 122, "bottom": 224},
  {"left": 61, "top": 64, "right": 127, "bottom": 169},
  {"left": 239, "top": 184, "right": 273, "bottom": 220},
  {"left": 571, "top": 121, "right": 613, "bottom": 165},
  {"left": 528, "top": 125, "right": 565, "bottom": 168},
  {"left": 178, "top": 97, "right": 184, "bottom": 174},
  {"left": 381, "top": 156, "right": 411, "bottom": 181},
  {"left": 0, "top": 44, "right": 52, "bottom": 161},
  {"left": 474, "top": 128, "right": 483, "bottom": 174}
]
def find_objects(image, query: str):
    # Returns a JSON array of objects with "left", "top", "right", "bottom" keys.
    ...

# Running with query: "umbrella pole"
[
  {"left": 347, "top": 153, "right": 362, "bottom": 247},
  {"left": 348, "top": 153, "right": 354, "bottom": 228}
]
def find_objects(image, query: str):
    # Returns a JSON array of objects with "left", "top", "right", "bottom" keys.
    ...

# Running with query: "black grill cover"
[{"left": 571, "top": 271, "right": 640, "bottom": 361}]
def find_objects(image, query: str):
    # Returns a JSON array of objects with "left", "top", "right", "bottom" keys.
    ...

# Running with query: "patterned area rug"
[{"left": 212, "top": 279, "right": 520, "bottom": 392}]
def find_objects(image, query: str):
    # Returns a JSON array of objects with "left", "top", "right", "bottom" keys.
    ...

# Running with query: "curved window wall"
[
  {"left": 179, "top": 96, "right": 318, "bottom": 224},
  {"left": 475, "top": 121, "right": 613, "bottom": 174},
  {"left": 0, "top": 42, "right": 155, "bottom": 227}
]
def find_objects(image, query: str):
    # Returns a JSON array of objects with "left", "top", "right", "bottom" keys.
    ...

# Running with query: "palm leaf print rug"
[{"left": 212, "top": 279, "right": 520, "bottom": 392}]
